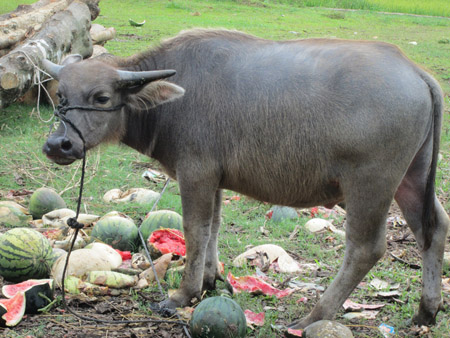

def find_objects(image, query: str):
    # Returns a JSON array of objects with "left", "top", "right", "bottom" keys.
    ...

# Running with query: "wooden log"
[
  {"left": 0, "top": 0, "right": 53, "bottom": 21},
  {"left": 0, "top": 1, "right": 96, "bottom": 108},
  {"left": 0, "top": 0, "right": 72, "bottom": 50},
  {"left": 91, "top": 26, "right": 116, "bottom": 45}
]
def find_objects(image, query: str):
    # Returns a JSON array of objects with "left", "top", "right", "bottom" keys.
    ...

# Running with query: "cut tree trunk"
[
  {"left": 0, "top": 1, "right": 99, "bottom": 108},
  {"left": 0, "top": 0, "right": 71, "bottom": 50}
]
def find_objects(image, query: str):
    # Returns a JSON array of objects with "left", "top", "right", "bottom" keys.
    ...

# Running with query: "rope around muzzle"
[{"left": 53, "top": 101, "right": 190, "bottom": 335}]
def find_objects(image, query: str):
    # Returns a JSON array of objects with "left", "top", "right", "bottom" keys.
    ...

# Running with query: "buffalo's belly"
[{"left": 220, "top": 169, "right": 343, "bottom": 208}]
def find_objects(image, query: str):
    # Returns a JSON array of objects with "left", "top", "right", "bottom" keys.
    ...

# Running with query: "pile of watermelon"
[{"left": 0, "top": 185, "right": 190, "bottom": 326}]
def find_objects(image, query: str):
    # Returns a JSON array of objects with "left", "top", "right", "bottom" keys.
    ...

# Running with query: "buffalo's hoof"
[
  {"left": 153, "top": 299, "right": 178, "bottom": 317},
  {"left": 412, "top": 300, "right": 444, "bottom": 326},
  {"left": 202, "top": 273, "right": 225, "bottom": 291}
]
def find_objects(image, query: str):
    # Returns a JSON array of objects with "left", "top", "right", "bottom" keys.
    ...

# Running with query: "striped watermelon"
[
  {"left": 140, "top": 210, "right": 183, "bottom": 241},
  {"left": 90, "top": 216, "right": 139, "bottom": 251},
  {"left": 0, "top": 228, "right": 54, "bottom": 282}
]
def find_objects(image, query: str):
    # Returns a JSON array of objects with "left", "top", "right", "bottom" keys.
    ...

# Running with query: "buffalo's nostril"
[{"left": 61, "top": 138, "right": 72, "bottom": 151}]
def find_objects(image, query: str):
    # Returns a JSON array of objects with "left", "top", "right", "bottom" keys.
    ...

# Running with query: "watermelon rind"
[
  {"left": 0, "top": 291, "right": 26, "bottom": 327},
  {"left": 190, "top": 296, "right": 247, "bottom": 338},
  {"left": 2, "top": 279, "right": 54, "bottom": 314},
  {"left": 0, "top": 228, "right": 54, "bottom": 282},
  {"left": 140, "top": 210, "right": 183, "bottom": 242},
  {"left": 90, "top": 216, "right": 139, "bottom": 251},
  {"left": 29, "top": 187, "right": 66, "bottom": 219}
]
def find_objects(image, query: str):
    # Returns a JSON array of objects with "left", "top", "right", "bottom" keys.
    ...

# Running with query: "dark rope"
[{"left": 53, "top": 101, "right": 191, "bottom": 335}]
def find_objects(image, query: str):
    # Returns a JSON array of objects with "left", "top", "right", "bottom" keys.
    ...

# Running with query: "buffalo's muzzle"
[{"left": 43, "top": 135, "right": 83, "bottom": 165}]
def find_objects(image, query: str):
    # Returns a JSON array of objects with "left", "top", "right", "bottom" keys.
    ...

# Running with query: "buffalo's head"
[{"left": 41, "top": 55, "right": 184, "bottom": 165}]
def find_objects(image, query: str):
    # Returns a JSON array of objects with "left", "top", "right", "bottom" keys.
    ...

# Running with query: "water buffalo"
[{"left": 42, "top": 29, "right": 448, "bottom": 329}]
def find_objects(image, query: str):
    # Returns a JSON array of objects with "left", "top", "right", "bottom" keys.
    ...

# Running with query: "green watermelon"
[
  {"left": 190, "top": 296, "right": 247, "bottom": 338},
  {"left": 0, "top": 228, "right": 54, "bottom": 282},
  {"left": 90, "top": 216, "right": 139, "bottom": 251},
  {"left": 29, "top": 187, "right": 66, "bottom": 219},
  {"left": 140, "top": 210, "right": 183, "bottom": 241}
]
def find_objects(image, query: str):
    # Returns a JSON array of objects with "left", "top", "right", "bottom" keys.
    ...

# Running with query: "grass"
[
  {"left": 1, "top": 0, "right": 450, "bottom": 337},
  {"left": 256, "top": 0, "right": 450, "bottom": 17}
]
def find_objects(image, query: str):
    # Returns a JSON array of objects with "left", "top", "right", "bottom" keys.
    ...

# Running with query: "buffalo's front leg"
[
  {"left": 203, "top": 189, "right": 225, "bottom": 291},
  {"left": 160, "top": 176, "right": 217, "bottom": 309}
]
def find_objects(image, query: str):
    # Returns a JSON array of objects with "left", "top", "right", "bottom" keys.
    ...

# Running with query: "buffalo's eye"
[{"left": 95, "top": 96, "right": 110, "bottom": 104}]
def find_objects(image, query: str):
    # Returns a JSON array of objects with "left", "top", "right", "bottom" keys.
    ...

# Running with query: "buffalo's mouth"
[{"left": 45, "top": 154, "right": 78, "bottom": 165}]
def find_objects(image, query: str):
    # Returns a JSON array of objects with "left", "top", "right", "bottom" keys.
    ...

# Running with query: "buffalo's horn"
[
  {"left": 41, "top": 59, "right": 63, "bottom": 80},
  {"left": 116, "top": 69, "right": 176, "bottom": 87}
]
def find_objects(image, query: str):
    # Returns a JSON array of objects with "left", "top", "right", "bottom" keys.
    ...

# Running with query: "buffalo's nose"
[{"left": 43, "top": 135, "right": 73, "bottom": 157}]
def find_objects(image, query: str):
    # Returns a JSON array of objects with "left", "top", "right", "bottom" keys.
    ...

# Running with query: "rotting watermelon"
[
  {"left": 148, "top": 228, "right": 186, "bottom": 258},
  {"left": 2, "top": 279, "right": 54, "bottom": 314},
  {"left": 29, "top": 187, "right": 66, "bottom": 219},
  {"left": 140, "top": 210, "right": 183, "bottom": 242},
  {"left": 190, "top": 296, "right": 247, "bottom": 338},
  {"left": 0, "top": 204, "right": 32, "bottom": 228},
  {"left": 0, "top": 228, "right": 54, "bottom": 282},
  {"left": 90, "top": 216, "right": 139, "bottom": 251},
  {"left": 0, "top": 291, "right": 26, "bottom": 327}
]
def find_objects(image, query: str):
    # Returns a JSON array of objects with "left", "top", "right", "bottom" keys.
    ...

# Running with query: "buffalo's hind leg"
[
  {"left": 202, "top": 189, "right": 225, "bottom": 291},
  {"left": 289, "top": 178, "right": 394, "bottom": 329},
  {"left": 395, "top": 161, "right": 449, "bottom": 325}
]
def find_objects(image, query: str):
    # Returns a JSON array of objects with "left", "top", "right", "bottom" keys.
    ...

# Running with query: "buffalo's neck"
[
  {"left": 121, "top": 108, "right": 158, "bottom": 157},
  {"left": 119, "top": 48, "right": 166, "bottom": 72}
]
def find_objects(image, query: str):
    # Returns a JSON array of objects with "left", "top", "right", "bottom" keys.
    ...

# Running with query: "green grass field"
[{"left": 1, "top": 0, "right": 450, "bottom": 337}]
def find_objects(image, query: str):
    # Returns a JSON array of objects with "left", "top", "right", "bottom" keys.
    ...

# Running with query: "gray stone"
[{"left": 303, "top": 320, "right": 353, "bottom": 338}]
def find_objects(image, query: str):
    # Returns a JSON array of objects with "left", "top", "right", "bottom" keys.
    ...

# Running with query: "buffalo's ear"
[
  {"left": 61, "top": 54, "right": 83, "bottom": 66},
  {"left": 125, "top": 80, "right": 185, "bottom": 110}
]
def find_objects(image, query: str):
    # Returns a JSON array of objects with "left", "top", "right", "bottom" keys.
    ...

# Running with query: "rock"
[
  {"left": 303, "top": 320, "right": 353, "bottom": 338},
  {"left": 270, "top": 206, "right": 298, "bottom": 222}
]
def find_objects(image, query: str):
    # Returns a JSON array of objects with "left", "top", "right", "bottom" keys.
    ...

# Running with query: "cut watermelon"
[
  {"left": 148, "top": 228, "right": 186, "bottom": 258},
  {"left": 2, "top": 279, "right": 53, "bottom": 314},
  {"left": 0, "top": 291, "right": 26, "bottom": 327}
]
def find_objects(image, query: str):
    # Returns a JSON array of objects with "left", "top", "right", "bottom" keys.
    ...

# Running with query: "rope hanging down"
[{"left": 52, "top": 100, "right": 191, "bottom": 336}]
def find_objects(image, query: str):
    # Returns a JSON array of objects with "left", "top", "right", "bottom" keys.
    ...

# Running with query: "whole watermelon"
[
  {"left": 90, "top": 216, "right": 139, "bottom": 251},
  {"left": 140, "top": 210, "right": 183, "bottom": 241},
  {"left": 0, "top": 228, "right": 54, "bottom": 282},
  {"left": 190, "top": 296, "right": 247, "bottom": 338},
  {"left": 29, "top": 187, "right": 66, "bottom": 219}
]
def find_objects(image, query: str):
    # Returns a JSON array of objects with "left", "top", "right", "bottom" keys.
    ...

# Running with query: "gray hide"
[{"left": 42, "top": 29, "right": 449, "bottom": 329}]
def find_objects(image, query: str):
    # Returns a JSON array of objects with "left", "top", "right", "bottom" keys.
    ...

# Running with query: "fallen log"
[
  {"left": 0, "top": 0, "right": 72, "bottom": 50},
  {"left": 0, "top": 0, "right": 54, "bottom": 21},
  {"left": 0, "top": 1, "right": 99, "bottom": 108}
]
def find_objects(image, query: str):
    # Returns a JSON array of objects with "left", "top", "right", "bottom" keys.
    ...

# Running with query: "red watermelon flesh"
[
  {"left": 2, "top": 279, "right": 53, "bottom": 314},
  {"left": 0, "top": 291, "right": 26, "bottom": 327},
  {"left": 149, "top": 229, "right": 186, "bottom": 256}
]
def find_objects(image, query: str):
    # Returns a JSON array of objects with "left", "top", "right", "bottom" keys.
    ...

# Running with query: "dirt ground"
[{"left": 0, "top": 200, "right": 448, "bottom": 338}]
